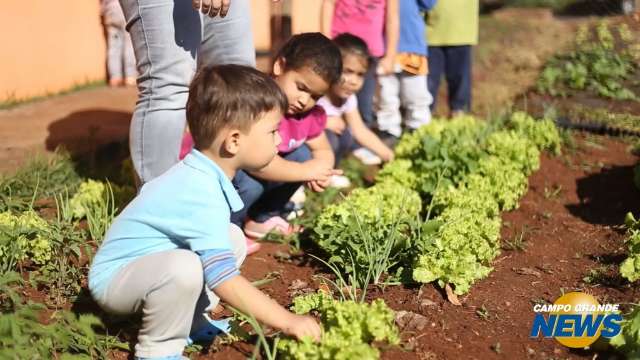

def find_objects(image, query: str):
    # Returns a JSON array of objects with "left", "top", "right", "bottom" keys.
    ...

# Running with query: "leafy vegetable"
[
  {"left": 609, "top": 305, "right": 640, "bottom": 359},
  {"left": 537, "top": 21, "right": 638, "bottom": 101},
  {"left": 0, "top": 211, "right": 52, "bottom": 272},
  {"left": 620, "top": 212, "right": 640, "bottom": 282},
  {"left": 313, "top": 182, "right": 421, "bottom": 280},
  {"left": 69, "top": 180, "right": 107, "bottom": 219},
  {"left": 393, "top": 115, "right": 489, "bottom": 196},
  {"left": 278, "top": 293, "right": 399, "bottom": 360}
]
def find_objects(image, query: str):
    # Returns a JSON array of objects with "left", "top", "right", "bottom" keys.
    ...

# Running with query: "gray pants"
[
  {"left": 121, "top": 0, "right": 256, "bottom": 183},
  {"left": 106, "top": 24, "right": 137, "bottom": 80},
  {"left": 96, "top": 225, "right": 247, "bottom": 358},
  {"left": 377, "top": 73, "right": 433, "bottom": 138}
]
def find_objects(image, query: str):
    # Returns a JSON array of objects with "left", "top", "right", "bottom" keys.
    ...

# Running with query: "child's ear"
[
  {"left": 273, "top": 57, "right": 286, "bottom": 76},
  {"left": 223, "top": 129, "right": 242, "bottom": 155}
]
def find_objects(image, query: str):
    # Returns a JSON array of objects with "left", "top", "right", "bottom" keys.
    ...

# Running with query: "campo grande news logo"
[{"left": 529, "top": 292, "right": 623, "bottom": 348}]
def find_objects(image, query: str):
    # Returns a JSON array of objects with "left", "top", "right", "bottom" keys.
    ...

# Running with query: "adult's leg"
[
  {"left": 98, "top": 249, "right": 204, "bottom": 358},
  {"left": 427, "top": 46, "right": 445, "bottom": 113},
  {"left": 356, "top": 57, "right": 379, "bottom": 128},
  {"left": 123, "top": 28, "right": 137, "bottom": 80},
  {"left": 198, "top": 0, "right": 256, "bottom": 68},
  {"left": 399, "top": 73, "right": 432, "bottom": 130},
  {"left": 376, "top": 73, "right": 402, "bottom": 137},
  {"left": 191, "top": 224, "right": 247, "bottom": 333},
  {"left": 121, "top": 0, "right": 200, "bottom": 183},
  {"left": 230, "top": 170, "right": 265, "bottom": 227},
  {"left": 248, "top": 145, "right": 311, "bottom": 222},
  {"left": 444, "top": 45, "right": 472, "bottom": 113}
]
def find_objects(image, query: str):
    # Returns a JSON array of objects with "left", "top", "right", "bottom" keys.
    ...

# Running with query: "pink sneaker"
[
  {"left": 244, "top": 216, "right": 300, "bottom": 239},
  {"left": 245, "top": 238, "right": 262, "bottom": 256}
]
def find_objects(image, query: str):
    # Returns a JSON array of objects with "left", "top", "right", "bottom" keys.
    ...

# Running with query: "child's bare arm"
[
  {"left": 304, "top": 132, "right": 342, "bottom": 191},
  {"left": 305, "top": 132, "right": 335, "bottom": 168},
  {"left": 214, "top": 275, "right": 321, "bottom": 341},
  {"left": 344, "top": 109, "right": 394, "bottom": 162},
  {"left": 378, "top": 0, "right": 400, "bottom": 74},
  {"left": 248, "top": 154, "right": 336, "bottom": 183},
  {"left": 321, "top": 0, "right": 336, "bottom": 37},
  {"left": 248, "top": 155, "right": 310, "bottom": 182}
]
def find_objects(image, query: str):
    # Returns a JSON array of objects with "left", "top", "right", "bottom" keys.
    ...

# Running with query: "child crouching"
[
  {"left": 231, "top": 33, "right": 344, "bottom": 241},
  {"left": 318, "top": 33, "right": 395, "bottom": 187},
  {"left": 89, "top": 65, "right": 321, "bottom": 360}
]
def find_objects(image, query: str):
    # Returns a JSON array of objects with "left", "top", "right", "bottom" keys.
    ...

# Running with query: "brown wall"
[{"left": 0, "top": 1, "right": 273, "bottom": 103}]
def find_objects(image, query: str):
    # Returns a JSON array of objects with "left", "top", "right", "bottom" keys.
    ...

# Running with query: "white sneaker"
[
  {"left": 352, "top": 148, "right": 382, "bottom": 165},
  {"left": 289, "top": 186, "right": 306, "bottom": 207},
  {"left": 329, "top": 174, "right": 352, "bottom": 189}
]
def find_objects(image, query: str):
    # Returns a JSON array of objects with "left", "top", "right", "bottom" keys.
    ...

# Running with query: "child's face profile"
[
  {"left": 332, "top": 53, "right": 367, "bottom": 100},
  {"left": 239, "top": 109, "right": 282, "bottom": 171},
  {"left": 273, "top": 60, "right": 330, "bottom": 115}
]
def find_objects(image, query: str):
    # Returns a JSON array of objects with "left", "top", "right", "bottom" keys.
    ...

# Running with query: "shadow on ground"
[
  {"left": 45, "top": 109, "right": 133, "bottom": 182},
  {"left": 567, "top": 164, "right": 640, "bottom": 226}
]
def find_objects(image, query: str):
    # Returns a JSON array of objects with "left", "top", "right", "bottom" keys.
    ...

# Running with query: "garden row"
[
  {"left": 311, "top": 112, "right": 561, "bottom": 296},
  {"left": 0, "top": 156, "right": 129, "bottom": 358},
  {"left": 262, "top": 112, "right": 563, "bottom": 359},
  {"left": 608, "top": 161, "right": 640, "bottom": 358}
]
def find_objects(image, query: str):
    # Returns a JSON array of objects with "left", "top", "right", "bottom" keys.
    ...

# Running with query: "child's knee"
[{"left": 166, "top": 251, "right": 203, "bottom": 294}]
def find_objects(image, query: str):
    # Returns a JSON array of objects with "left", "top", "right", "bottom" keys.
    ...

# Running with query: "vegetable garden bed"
[{"left": 2, "top": 111, "right": 639, "bottom": 359}]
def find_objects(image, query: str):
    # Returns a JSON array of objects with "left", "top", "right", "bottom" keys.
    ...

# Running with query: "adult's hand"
[
  {"left": 193, "top": 0, "right": 280, "bottom": 18},
  {"left": 192, "top": 0, "right": 228, "bottom": 18}
]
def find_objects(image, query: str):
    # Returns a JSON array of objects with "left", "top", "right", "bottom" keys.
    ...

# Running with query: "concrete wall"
[{"left": 0, "top": 0, "right": 273, "bottom": 103}]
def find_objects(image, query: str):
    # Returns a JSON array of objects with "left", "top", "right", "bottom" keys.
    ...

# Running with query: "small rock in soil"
[
  {"left": 419, "top": 298, "right": 438, "bottom": 312},
  {"left": 288, "top": 279, "right": 308, "bottom": 291},
  {"left": 526, "top": 346, "right": 535, "bottom": 356},
  {"left": 395, "top": 310, "right": 429, "bottom": 332},
  {"left": 513, "top": 267, "right": 542, "bottom": 277},
  {"left": 274, "top": 251, "right": 292, "bottom": 261}
]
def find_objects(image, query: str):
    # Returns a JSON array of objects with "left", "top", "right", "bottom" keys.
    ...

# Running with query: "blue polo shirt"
[{"left": 88, "top": 149, "right": 244, "bottom": 301}]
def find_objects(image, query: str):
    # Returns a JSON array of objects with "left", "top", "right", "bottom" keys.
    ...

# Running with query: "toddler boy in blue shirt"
[{"left": 89, "top": 65, "right": 321, "bottom": 360}]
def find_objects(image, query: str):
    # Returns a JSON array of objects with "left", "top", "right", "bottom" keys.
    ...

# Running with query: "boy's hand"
[
  {"left": 377, "top": 55, "right": 396, "bottom": 75},
  {"left": 282, "top": 314, "right": 322, "bottom": 342}
]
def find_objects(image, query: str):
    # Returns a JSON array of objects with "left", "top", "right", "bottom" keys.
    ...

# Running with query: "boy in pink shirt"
[{"left": 230, "top": 33, "right": 343, "bottom": 245}]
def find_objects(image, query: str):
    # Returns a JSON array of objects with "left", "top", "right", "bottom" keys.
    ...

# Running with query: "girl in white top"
[{"left": 317, "top": 33, "right": 394, "bottom": 181}]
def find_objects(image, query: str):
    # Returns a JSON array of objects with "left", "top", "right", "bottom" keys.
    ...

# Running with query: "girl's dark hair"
[
  {"left": 333, "top": 33, "right": 371, "bottom": 66},
  {"left": 186, "top": 64, "right": 288, "bottom": 150},
  {"left": 275, "top": 32, "right": 343, "bottom": 85}
]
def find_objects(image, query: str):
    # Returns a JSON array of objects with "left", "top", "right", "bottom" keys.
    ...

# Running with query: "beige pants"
[{"left": 98, "top": 225, "right": 246, "bottom": 358}]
